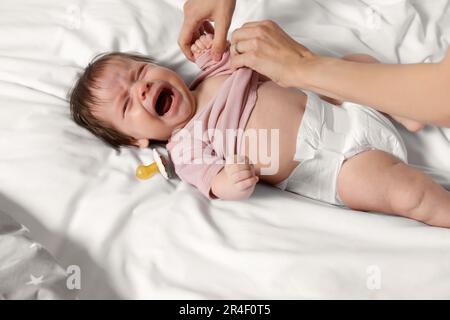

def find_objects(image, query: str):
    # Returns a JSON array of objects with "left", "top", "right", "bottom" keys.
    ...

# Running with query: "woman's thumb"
[{"left": 212, "top": 19, "right": 231, "bottom": 61}]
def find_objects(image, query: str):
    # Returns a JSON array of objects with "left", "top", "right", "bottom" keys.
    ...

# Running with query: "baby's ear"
[{"left": 134, "top": 138, "right": 149, "bottom": 149}]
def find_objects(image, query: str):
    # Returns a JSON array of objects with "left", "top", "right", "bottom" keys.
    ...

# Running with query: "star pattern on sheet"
[
  {"left": 29, "top": 242, "right": 42, "bottom": 250},
  {"left": 26, "top": 274, "right": 44, "bottom": 286},
  {"left": 19, "top": 224, "right": 30, "bottom": 233}
]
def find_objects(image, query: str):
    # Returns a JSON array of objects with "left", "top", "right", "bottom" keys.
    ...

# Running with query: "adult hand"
[
  {"left": 178, "top": 0, "right": 236, "bottom": 61},
  {"left": 231, "top": 20, "right": 315, "bottom": 88}
]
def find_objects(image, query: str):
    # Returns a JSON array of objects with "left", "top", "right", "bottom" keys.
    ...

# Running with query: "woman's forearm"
[
  {"left": 230, "top": 20, "right": 450, "bottom": 126},
  {"left": 302, "top": 52, "right": 450, "bottom": 126}
]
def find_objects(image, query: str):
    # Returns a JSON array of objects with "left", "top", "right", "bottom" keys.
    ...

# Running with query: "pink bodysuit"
[{"left": 166, "top": 48, "right": 260, "bottom": 198}]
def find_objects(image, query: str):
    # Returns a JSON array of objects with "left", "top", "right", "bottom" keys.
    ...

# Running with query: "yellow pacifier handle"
[
  {"left": 135, "top": 149, "right": 169, "bottom": 180},
  {"left": 135, "top": 162, "right": 159, "bottom": 180}
]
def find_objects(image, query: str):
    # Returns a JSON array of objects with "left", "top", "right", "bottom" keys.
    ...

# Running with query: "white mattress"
[{"left": 0, "top": 0, "right": 450, "bottom": 299}]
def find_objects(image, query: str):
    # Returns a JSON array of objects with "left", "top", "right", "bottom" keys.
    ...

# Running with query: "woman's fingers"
[
  {"left": 240, "top": 21, "right": 264, "bottom": 28},
  {"left": 230, "top": 38, "right": 270, "bottom": 71},
  {"left": 230, "top": 50, "right": 256, "bottom": 73},
  {"left": 231, "top": 38, "right": 269, "bottom": 56},
  {"left": 231, "top": 20, "right": 280, "bottom": 44},
  {"left": 178, "top": 19, "right": 201, "bottom": 61},
  {"left": 179, "top": 20, "right": 215, "bottom": 61},
  {"left": 178, "top": 0, "right": 236, "bottom": 61},
  {"left": 210, "top": 0, "right": 236, "bottom": 61},
  {"left": 231, "top": 26, "right": 265, "bottom": 45},
  {"left": 211, "top": 17, "right": 232, "bottom": 61},
  {"left": 230, "top": 20, "right": 315, "bottom": 87}
]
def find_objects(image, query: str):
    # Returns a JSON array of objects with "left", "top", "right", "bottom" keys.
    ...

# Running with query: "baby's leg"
[
  {"left": 337, "top": 150, "right": 450, "bottom": 228},
  {"left": 342, "top": 54, "right": 425, "bottom": 132}
]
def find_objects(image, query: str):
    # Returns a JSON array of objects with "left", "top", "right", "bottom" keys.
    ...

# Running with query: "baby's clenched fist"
[
  {"left": 224, "top": 155, "right": 259, "bottom": 197},
  {"left": 191, "top": 33, "right": 214, "bottom": 59}
]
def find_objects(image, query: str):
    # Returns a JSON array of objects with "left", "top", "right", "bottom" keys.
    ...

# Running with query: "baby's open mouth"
[{"left": 155, "top": 88, "right": 173, "bottom": 116}]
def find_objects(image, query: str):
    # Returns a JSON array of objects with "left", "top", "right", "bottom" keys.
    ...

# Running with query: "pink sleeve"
[{"left": 168, "top": 136, "right": 224, "bottom": 199}]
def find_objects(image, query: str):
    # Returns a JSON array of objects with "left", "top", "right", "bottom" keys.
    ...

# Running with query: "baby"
[{"left": 70, "top": 33, "right": 450, "bottom": 228}]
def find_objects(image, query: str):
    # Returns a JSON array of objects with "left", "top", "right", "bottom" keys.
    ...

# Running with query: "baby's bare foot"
[{"left": 191, "top": 34, "right": 214, "bottom": 60}]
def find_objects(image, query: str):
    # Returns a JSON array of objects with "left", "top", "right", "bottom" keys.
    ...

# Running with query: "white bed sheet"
[{"left": 0, "top": 0, "right": 450, "bottom": 299}]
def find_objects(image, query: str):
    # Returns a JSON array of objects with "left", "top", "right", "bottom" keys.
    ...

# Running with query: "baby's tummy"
[{"left": 241, "top": 81, "right": 307, "bottom": 185}]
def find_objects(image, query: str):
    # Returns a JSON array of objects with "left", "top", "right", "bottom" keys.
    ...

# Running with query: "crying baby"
[{"left": 70, "top": 33, "right": 450, "bottom": 228}]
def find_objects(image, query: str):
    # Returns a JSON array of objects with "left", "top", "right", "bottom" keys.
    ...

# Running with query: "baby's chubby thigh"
[
  {"left": 329, "top": 103, "right": 409, "bottom": 211},
  {"left": 336, "top": 149, "right": 406, "bottom": 213}
]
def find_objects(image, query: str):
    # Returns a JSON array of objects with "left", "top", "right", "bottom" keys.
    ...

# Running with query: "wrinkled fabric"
[
  {"left": 0, "top": 210, "right": 78, "bottom": 300},
  {"left": 167, "top": 48, "right": 259, "bottom": 198},
  {"left": 0, "top": 0, "right": 449, "bottom": 299}
]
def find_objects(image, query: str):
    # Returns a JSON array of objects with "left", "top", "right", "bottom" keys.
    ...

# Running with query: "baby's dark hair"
[{"left": 69, "top": 51, "right": 154, "bottom": 150}]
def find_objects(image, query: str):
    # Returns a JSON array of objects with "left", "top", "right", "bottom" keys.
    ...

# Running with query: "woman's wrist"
[{"left": 294, "top": 54, "right": 334, "bottom": 90}]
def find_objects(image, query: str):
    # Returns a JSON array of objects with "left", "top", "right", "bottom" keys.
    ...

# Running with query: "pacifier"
[{"left": 135, "top": 148, "right": 169, "bottom": 180}]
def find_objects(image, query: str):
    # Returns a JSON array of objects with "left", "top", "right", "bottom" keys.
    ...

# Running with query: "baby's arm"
[
  {"left": 341, "top": 54, "right": 425, "bottom": 132},
  {"left": 211, "top": 155, "right": 259, "bottom": 200},
  {"left": 189, "top": 34, "right": 234, "bottom": 77}
]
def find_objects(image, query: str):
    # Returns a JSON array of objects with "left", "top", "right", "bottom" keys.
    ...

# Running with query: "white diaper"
[{"left": 276, "top": 90, "right": 408, "bottom": 206}]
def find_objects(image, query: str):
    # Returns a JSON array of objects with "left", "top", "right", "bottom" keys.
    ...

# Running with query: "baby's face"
[{"left": 93, "top": 57, "right": 195, "bottom": 147}]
